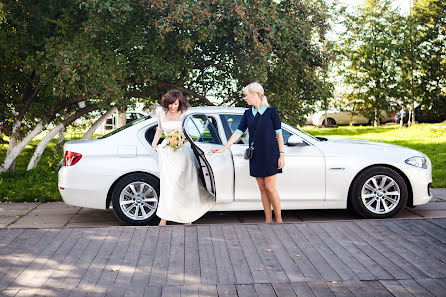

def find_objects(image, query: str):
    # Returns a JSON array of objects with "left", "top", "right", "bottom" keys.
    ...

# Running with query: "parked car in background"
[
  {"left": 312, "top": 110, "right": 392, "bottom": 127},
  {"left": 395, "top": 106, "right": 445, "bottom": 123},
  {"left": 59, "top": 107, "right": 432, "bottom": 225},
  {"left": 105, "top": 111, "right": 147, "bottom": 130}
]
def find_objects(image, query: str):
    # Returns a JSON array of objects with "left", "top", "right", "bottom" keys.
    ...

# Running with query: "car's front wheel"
[
  {"left": 350, "top": 166, "right": 408, "bottom": 219},
  {"left": 111, "top": 173, "right": 160, "bottom": 225}
]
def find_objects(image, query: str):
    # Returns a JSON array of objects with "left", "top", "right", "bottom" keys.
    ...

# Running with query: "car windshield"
[
  {"left": 295, "top": 127, "right": 320, "bottom": 141},
  {"left": 99, "top": 115, "right": 152, "bottom": 139}
]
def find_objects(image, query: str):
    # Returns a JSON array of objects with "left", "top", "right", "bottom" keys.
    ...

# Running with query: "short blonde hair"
[{"left": 243, "top": 82, "right": 269, "bottom": 107}]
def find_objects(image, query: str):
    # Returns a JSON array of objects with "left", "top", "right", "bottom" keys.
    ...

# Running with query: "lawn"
[{"left": 0, "top": 122, "right": 445, "bottom": 202}]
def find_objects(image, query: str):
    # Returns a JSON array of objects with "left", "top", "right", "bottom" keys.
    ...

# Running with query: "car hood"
[
  {"left": 324, "top": 137, "right": 427, "bottom": 157},
  {"left": 326, "top": 138, "right": 395, "bottom": 147}
]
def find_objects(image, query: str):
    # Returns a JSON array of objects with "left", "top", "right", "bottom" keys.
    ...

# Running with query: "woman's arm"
[
  {"left": 276, "top": 133, "right": 285, "bottom": 169},
  {"left": 211, "top": 132, "right": 241, "bottom": 153},
  {"left": 151, "top": 128, "right": 163, "bottom": 151}
]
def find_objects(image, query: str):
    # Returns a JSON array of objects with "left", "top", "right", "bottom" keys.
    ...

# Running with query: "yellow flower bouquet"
[{"left": 166, "top": 129, "right": 186, "bottom": 151}]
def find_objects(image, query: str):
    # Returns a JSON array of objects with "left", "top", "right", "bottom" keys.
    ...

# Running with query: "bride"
[{"left": 151, "top": 89, "right": 214, "bottom": 226}]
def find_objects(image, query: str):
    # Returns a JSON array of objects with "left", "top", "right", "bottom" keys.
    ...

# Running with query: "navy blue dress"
[{"left": 236, "top": 106, "right": 283, "bottom": 177}]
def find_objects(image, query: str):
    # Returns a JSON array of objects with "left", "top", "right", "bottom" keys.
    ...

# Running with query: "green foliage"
[
  {"left": 0, "top": 138, "right": 64, "bottom": 202},
  {"left": 337, "top": 0, "right": 402, "bottom": 124},
  {"left": 408, "top": 0, "right": 446, "bottom": 120}
]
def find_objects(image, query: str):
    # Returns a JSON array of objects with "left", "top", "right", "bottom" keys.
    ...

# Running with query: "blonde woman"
[{"left": 212, "top": 82, "right": 285, "bottom": 223}]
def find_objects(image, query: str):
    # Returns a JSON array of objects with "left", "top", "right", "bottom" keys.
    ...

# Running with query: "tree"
[
  {"left": 410, "top": 0, "right": 446, "bottom": 122},
  {"left": 338, "top": 0, "right": 402, "bottom": 127},
  {"left": 0, "top": 0, "right": 127, "bottom": 172},
  {"left": 1, "top": 0, "right": 330, "bottom": 172}
]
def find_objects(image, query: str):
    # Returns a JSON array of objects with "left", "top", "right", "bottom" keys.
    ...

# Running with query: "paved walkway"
[
  {"left": 1, "top": 189, "right": 446, "bottom": 228},
  {"left": 1, "top": 218, "right": 446, "bottom": 296},
  {"left": 0, "top": 189, "right": 445, "bottom": 296}
]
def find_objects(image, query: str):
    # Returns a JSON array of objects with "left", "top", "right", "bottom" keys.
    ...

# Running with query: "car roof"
[{"left": 150, "top": 106, "right": 247, "bottom": 115}]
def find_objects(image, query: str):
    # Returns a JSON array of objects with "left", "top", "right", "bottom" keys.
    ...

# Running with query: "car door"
[
  {"left": 219, "top": 113, "right": 325, "bottom": 202},
  {"left": 276, "top": 127, "right": 325, "bottom": 201},
  {"left": 183, "top": 113, "right": 234, "bottom": 203}
]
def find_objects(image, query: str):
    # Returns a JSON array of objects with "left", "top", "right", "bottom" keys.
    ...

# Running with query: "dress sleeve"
[
  {"left": 272, "top": 107, "right": 282, "bottom": 134},
  {"left": 235, "top": 110, "right": 248, "bottom": 135},
  {"left": 156, "top": 108, "right": 163, "bottom": 132}
]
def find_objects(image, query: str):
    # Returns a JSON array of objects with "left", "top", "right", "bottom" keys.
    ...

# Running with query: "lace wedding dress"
[{"left": 155, "top": 110, "right": 214, "bottom": 223}]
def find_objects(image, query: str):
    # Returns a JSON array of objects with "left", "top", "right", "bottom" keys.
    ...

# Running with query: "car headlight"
[{"left": 405, "top": 156, "right": 427, "bottom": 169}]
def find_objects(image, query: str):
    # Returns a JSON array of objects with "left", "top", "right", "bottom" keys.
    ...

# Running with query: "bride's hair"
[{"left": 161, "top": 89, "right": 189, "bottom": 113}]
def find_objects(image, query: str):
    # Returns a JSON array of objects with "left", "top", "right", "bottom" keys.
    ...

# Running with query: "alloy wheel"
[
  {"left": 361, "top": 175, "right": 401, "bottom": 215},
  {"left": 119, "top": 181, "right": 158, "bottom": 220}
]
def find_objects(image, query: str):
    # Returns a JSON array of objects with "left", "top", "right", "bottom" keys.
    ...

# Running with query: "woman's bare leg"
[
  {"left": 256, "top": 177, "right": 273, "bottom": 223},
  {"left": 264, "top": 175, "right": 282, "bottom": 223},
  {"left": 159, "top": 219, "right": 167, "bottom": 226}
]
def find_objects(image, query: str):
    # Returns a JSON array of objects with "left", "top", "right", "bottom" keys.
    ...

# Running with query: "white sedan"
[
  {"left": 312, "top": 110, "right": 392, "bottom": 126},
  {"left": 58, "top": 107, "right": 433, "bottom": 225}
]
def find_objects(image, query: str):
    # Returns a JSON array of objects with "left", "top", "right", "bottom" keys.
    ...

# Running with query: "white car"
[
  {"left": 59, "top": 107, "right": 433, "bottom": 225},
  {"left": 312, "top": 110, "right": 392, "bottom": 127}
]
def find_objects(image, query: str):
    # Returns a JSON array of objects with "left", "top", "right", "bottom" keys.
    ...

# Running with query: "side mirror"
[{"left": 287, "top": 135, "right": 305, "bottom": 147}]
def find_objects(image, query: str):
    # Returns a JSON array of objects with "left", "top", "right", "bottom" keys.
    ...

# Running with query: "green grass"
[
  {"left": 0, "top": 122, "right": 445, "bottom": 202},
  {"left": 302, "top": 122, "right": 446, "bottom": 188},
  {"left": 0, "top": 132, "right": 85, "bottom": 203}
]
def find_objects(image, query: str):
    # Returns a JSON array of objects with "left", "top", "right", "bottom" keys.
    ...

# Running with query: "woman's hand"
[
  {"left": 278, "top": 155, "right": 285, "bottom": 169},
  {"left": 211, "top": 147, "right": 225, "bottom": 154},
  {"left": 153, "top": 145, "right": 158, "bottom": 152}
]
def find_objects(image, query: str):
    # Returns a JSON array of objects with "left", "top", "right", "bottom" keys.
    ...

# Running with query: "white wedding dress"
[{"left": 155, "top": 110, "right": 214, "bottom": 223}]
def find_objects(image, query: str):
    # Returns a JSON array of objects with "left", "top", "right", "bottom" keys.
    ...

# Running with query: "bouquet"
[{"left": 166, "top": 129, "right": 186, "bottom": 151}]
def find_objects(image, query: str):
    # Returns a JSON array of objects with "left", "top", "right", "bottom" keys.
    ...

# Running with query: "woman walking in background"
[
  {"left": 152, "top": 89, "right": 214, "bottom": 226},
  {"left": 212, "top": 82, "right": 285, "bottom": 223}
]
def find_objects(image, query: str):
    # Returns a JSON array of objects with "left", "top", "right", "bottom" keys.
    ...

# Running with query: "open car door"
[{"left": 183, "top": 113, "right": 234, "bottom": 203}]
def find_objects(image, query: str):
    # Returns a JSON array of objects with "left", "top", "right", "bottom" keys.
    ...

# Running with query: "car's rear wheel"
[
  {"left": 322, "top": 118, "right": 336, "bottom": 126},
  {"left": 350, "top": 166, "right": 408, "bottom": 219},
  {"left": 111, "top": 173, "right": 160, "bottom": 225}
]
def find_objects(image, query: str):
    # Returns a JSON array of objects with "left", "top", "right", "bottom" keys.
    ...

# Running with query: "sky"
[{"left": 342, "top": 0, "right": 411, "bottom": 15}]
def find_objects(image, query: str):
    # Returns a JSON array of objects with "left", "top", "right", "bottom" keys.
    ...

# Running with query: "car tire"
[
  {"left": 111, "top": 173, "right": 160, "bottom": 226},
  {"left": 322, "top": 118, "right": 336, "bottom": 126},
  {"left": 350, "top": 166, "right": 408, "bottom": 219}
]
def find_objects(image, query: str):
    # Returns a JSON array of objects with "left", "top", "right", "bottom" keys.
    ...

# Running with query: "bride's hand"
[{"left": 153, "top": 145, "right": 158, "bottom": 152}]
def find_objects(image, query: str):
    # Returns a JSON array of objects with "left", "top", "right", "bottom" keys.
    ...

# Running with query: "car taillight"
[{"left": 64, "top": 151, "right": 82, "bottom": 166}]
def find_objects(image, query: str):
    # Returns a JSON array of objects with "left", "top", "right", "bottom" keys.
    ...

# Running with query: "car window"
[
  {"left": 99, "top": 115, "right": 151, "bottom": 139},
  {"left": 145, "top": 124, "right": 164, "bottom": 145},
  {"left": 282, "top": 129, "right": 292, "bottom": 144},
  {"left": 220, "top": 114, "right": 294, "bottom": 145},
  {"left": 185, "top": 115, "right": 221, "bottom": 144},
  {"left": 220, "top": 114, "right": 249, "bottom": 144}
]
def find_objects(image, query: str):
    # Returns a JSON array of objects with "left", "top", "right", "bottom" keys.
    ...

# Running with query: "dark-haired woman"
[{"left": 151, "top": 89, "right": 214, "bottom": 226}]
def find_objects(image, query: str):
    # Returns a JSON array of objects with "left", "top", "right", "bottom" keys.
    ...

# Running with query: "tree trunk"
[
  {"left": 411, "top": 101, "right": 416, "bottom": 125},
  {"left": 4, "top": 81, "right": 42, "bottom": 172},
  {"left": 81, "top": 106, "right": 117, "bottom": 139},
  {"left": 374, "top": 106, "right": 380, "bottom": 127},
  {"left": 0, "top": 121, "right": 45, "bottom": 172},
  {"left": 57, "top": 128, "right": 65, "bottom": 146},
  {"left": 4, "top": 119, "right": 21, "bottom": 172},
  {"left": 407, "top": 106, "right": 412, "bottom": 127},
  {"left": 117, "top": 108, "right": 127, "bottom": 128},
  {"left": 324, "top": 110, "right": 328, "bottom": 127},
  {"left": 26, "top": 104, "right": 100, "bottom": 171},
  {"left": 399, "top": 108, "right": 405, "bottom": 129},
  {"left": 26, "top": 123, "right": 64, "bottom": 171}
]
